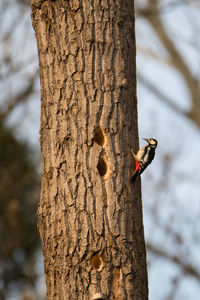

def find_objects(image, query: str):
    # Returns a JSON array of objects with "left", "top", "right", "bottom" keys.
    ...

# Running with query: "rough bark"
[{"left": 31, "top": 0, "right": 148, "bottom": 299}]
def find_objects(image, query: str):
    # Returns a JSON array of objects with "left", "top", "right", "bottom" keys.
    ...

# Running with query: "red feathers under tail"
[{"left": 130, "top": 160, "right": 140, "bottom": 183}]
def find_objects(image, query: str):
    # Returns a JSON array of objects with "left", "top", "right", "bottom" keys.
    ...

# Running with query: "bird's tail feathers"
[{"left": 130, "top": 170, "right": 139, "bottom": 184}]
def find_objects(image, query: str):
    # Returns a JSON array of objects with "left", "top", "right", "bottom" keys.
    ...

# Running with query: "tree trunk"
[{"left": 31, "top": 0, "right": 148, "bottom": 299}]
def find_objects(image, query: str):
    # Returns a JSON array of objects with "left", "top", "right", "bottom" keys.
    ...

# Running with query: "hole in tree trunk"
[
  {"left": 94, "top": 127, "right": 107, "bottom": 148},
  {"left": 91, "top": 253, "right": 103, "bottom": 271},
  {"left": 97, "top": 157, "right": 107, "bottom": 177}
]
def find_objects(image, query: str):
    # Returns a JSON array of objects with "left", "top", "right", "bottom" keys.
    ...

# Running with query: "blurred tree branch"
[
  {"left": 147, "top": 242, "right": 200, "bottom": 280},
  {"left": 137, "top": 0, "right": 200, "bottom": 127},
  {"left": 0, "top": 70, "right": 39, "bottom": 122},
  {"left": 138, "top": 73, "right": 188, "bottom": 118}
]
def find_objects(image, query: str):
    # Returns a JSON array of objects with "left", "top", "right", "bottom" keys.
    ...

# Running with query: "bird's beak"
[{"left": 143, "top": 138, "right": 149, "bottom": 142}]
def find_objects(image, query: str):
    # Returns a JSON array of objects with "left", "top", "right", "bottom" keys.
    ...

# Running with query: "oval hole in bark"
[
  {"left": 91, "top": 253, "right": 103, "bottom": 271},
  {"left": 94, "top": 127, "right": 105, "bottom": 147},
  {"left": 97, "top": 157, "right": 107, "bottom": 177}
]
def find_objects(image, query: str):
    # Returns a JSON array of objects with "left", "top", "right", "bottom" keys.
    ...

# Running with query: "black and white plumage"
[{"left": 131, "top": 138, "right": 158, "bottom": 183}]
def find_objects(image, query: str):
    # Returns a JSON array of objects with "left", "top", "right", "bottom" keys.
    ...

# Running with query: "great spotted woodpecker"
[{"left": 131, "top": 138, "right": 158, "bottom": 183}]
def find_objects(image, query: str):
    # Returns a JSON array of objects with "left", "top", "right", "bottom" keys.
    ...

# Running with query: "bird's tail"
[{"left": 130, "top": 170, "right": 139, "bottom": 184}]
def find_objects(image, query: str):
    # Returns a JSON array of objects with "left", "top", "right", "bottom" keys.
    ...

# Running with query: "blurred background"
[{"left": 0, "top": 0, "right": 200, "bottom": 299}]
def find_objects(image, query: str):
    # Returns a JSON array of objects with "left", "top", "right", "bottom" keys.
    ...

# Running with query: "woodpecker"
[{"left": 131, "top": 138, "right": 158, "bottom": 183}]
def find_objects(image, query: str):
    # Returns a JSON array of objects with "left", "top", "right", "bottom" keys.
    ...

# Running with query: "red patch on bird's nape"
[{"left": 135, "top": 160, "right": 140, "bottom": 172}]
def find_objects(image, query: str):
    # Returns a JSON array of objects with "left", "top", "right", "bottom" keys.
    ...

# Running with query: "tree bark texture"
[{"left": 31, "top": 0, "right": 148, "bottom": 299}]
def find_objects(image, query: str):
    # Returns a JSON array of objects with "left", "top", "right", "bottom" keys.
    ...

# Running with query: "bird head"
[{"left": 143, "top": 138, "right": 158, "bottom": 148}]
